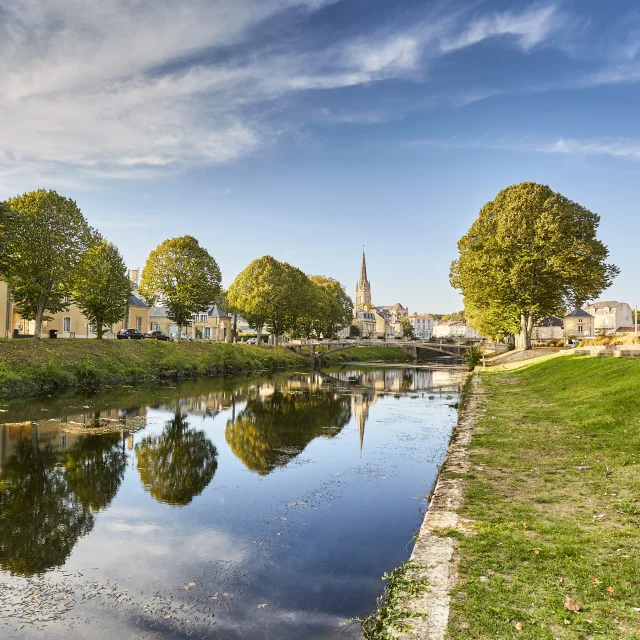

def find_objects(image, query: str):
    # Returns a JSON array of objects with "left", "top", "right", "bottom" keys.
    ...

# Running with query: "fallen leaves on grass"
[
  {"left": 514, "top": 621, "right": 523, "bottom": 631},
  {"left": 564, "top": 597, "right": 581, "bottom": 612}
]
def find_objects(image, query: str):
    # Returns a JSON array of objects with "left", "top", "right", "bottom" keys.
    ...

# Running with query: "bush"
[{"left": 463, "top": 345, "right": 483, "bottom": 371}]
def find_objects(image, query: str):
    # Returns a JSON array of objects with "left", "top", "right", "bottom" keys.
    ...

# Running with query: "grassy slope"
[
  {"left": 447, "top": 356, "right": 640, "bottom": 639},
  {"left": 0, "top": 339, "right": 307, "bottom": 398},
  {"left": 320, "top": 346, "right": 414, "bottom": 364}
]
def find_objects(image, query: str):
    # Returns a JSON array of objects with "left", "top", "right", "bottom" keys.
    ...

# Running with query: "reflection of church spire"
[{"left": 352, "top": 393, "right": 372, "bottom": 452}]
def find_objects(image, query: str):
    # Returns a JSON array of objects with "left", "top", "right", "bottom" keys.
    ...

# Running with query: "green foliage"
[
  {"left": 0, "top": 340, "right": 307, "bottom": 398},
  {"left": 227, "top": 256, "right": 313, "bottom": 343},
  {"left": 360, "top": 561, "right": 430, "bottom": 639},
  {"left": 400, "top": 317, "right": 414, "bottom": 338},
  {"left": 450, "top": 182, "right": 618, "bottom": 349},
  {"left": 449, "top": 357, "right": 640, "bottom": 639},
  {"left": 349, "top": 324, "right": 361, "bottom": 338},
  {"left": 2, "top": 190, "right": 95, "bottom": 337},
  {"left": 463, "top": 345, "right": 483, "bottom": 371},
  {"left": 72, "top": 239, "right": 132, "bottom": 338},
  {"left": 136, "top": 412, "right": 218, "bottom": 506},
  {"left": 139, "top": 236, "right": 221, "bottom": 330}
]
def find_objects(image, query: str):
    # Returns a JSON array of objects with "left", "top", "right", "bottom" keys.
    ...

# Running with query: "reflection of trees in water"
[
  {"left": 65, "top": 433, "right": 127, "bottom": 512},
  {"left": 0, "top": 427, "right": 126, "bottom": 577},
  {"left": 225, "top": 389, "right": 351, "bottom": 475},
  {"left": 135, "top": 412, "right": 218, "bottom": 506}
]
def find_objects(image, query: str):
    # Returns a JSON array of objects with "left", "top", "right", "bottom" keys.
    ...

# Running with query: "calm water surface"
[{"left": 0, "top": 366, "right": 461, "bottom": 639}]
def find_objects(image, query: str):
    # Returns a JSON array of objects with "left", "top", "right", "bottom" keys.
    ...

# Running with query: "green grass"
[
  {"left": 0, "top": 339, "right": 307, "bottom": 398},
  {"left": 320, "top": 346, "right": 414, "bottom": 364},
  {"left": 447, "top": 356, "right": 640, "bottom": 639}
]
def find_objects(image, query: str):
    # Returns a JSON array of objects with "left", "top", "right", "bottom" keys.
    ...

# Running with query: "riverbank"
[
  {"left": 0, "top": 339, "right": 307, "bottom": 398},
  {"left": 372, "top": 355, "right": 640, "bottom": 639},
  {"left": 320, "top": 345, "right": 413, "bottom": 364}
]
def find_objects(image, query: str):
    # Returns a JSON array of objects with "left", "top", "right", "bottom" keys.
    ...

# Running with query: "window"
[
  {"left": 197, "top": 313, "right": 208, "bottom": 322},
  {"left": 88, "top": 324, "right": 96, "bottom": 334},
  {"left": 154, "top": 323, "right": 159, "bottom": 331},
  {"left": 578, "top": 325, "right": 583, "bottom": 333},
  {"left": 203, "top": 327, "right": 211, "bottom": 339},
  {"left": 578, "top": 319, "right": 583, "bottom": 323},
  {"left": 63, "top": 317, "right": 71, "bottom": 332},
  {"left": 136, "top": 316, "right": 142, "bottom": 331}
]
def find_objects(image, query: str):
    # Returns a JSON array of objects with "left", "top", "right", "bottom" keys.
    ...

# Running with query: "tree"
[
  {"left": 401, "top": 317, "right": 414, "bottom": 338},
  {"left": 72, "top": 240, "right": 132, "bottom": 338},
  {"left": 349, "top": 324, "right": 361, "bottom": 338},
  {"left": 139, "top": 236, "right": 221, "bottom": 334},
  {"left": 227, "top": 256, "right": 312, "bottom": 344},
  {"left": 2, "top": 190, "right": 95, "bottom": 338},
  {"left": 135, "top": 411, "right": 218, "bottom": 506},
  {"left": 309, "top": 276, "right": 353, "bottom": 339},
  {"left": 464, "top": 299, "right": 520, "bottom": 343},
  {"left": 450, "top": 182, "right": 618, "bottom": 350}
]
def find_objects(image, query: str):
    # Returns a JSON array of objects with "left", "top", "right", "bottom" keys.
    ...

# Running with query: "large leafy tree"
[
  {"left": 2, "top": 190, "right": 95, "bottom": 338},
  {"left": 309, "top": 276, "right": 353, "bottom": 339},
  {"left": 401, "top": 317, "right": 414, "bottom": 338},
  {"left": 72, "top": 240, "right": 132, "bottom": 338},
  {"left": 450, "top": 182, "right": 619, "bottom": 350},
  {"left": 139, "top": 236, "right": 221, "bottom": 333},
  {"left": 227, "top": 256, "right": 313, "bottom": 344},
  {"left": 135, "top": 411, "right": 218, "bottom": 506}
]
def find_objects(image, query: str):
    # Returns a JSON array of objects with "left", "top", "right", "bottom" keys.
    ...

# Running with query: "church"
[{"left": 352, "top": 250, "right": 407, "bottom": 339}]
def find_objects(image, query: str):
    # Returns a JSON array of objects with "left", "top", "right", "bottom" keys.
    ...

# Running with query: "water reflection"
[
  {"left": 135, "top": 410, "right": 218, "bottom": 506},
  {"left": 0, "top": 425, "right": 126, "bottom": 576},
  {"left": 225, "top": 386, "right": 351, "bottom": 475}
]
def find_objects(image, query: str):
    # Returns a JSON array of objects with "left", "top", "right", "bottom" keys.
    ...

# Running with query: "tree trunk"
[
  {"left": 232, "top": 313, "right": 238, "bottom": 343},
  {"left": 96, "top": 318, "right": 104, "bottom": 339},
  {"left": 517, "top": 312, "right": 533, "bottom": 350},
  {"left": 34, "top": 302, "right": 46, "bottom": 338},
  {"left": 256, "top": 324, "right": 263, "bottom": 345}
]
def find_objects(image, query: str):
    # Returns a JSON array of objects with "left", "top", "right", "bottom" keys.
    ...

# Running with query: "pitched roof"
[
  {"left": 207, "top": 304, "right": 229, "bottom": 318},
  {"left": 535, "top": 316, "right": 563, "bottom": 327},
  {"left": 129, "top": 294, "right": 147, "bottom": 308},
  {"left": 585, "top": 300, "right": 622, "bottom": 310},
  {"left": 149, "top": 306, "right": 169, "bottom": 318},
  {"left": 565, "top": 308, "right": 592, "bottom": 318}
]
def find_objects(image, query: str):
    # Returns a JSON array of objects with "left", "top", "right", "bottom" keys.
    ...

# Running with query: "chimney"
[{"left": 131, "top": 269, "right": 140, "bottom": 286}]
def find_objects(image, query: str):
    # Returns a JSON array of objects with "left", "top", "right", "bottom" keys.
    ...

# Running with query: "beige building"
[
  {"left": 407, "top": 314, "right": 434, "bottom": 338},
  {"left": 583, "top": 300, "right": 634, "bottom": 334},
  {"left": 0, "top": 279, "right": 149, "bottom": 338},
  {"left": 433, "top": 321, "right": 478, "bottom": 339},
  {"left": 191, "top": 304, "right": 232, "bottom": 342},
  {"left": 353, "top": 309, "right": 376, "bottom": 338},
  {"left": 564, "top": 308, "right": 594, "bottom": 339},
  {"left": 532, "top": 316, "right": 564, "bottom": 342}
]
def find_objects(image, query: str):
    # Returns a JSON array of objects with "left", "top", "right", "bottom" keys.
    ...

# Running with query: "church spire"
[{"left": 359, "top": 248, "right": 368, "bottom": 286}]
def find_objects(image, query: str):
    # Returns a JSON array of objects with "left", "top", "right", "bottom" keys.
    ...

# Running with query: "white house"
[
  {"left": 433, "top": 320, "right": 478, "bottom": 339},
  {"left": 583, "top": 301, "right": 634, "bottom": 334},
  {"left": 407, "top": 314, "right": 434, "bottom": 338}
]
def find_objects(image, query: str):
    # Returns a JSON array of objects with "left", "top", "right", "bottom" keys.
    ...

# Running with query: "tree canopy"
[
  {"left": 135, "top": 412, "right": 218, "bottom": 506},
  {"left": 450, "top": 182, "right": 618, "bottom": 349},
  {"left": 72, "top": 239, "right": 132, "bottom": 338},
  {"left": 139, "top": 236, "right": 221, "bottom": 331},
  {"left": 1, "top": 190, "right": 95, "bottom": 337}
]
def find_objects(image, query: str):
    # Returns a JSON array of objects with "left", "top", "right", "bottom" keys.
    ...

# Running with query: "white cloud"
[
  {"left": 542, "top": 137, "right": 640, "bottom": 161},
  {"left": 0, "top": 1, "right": 572, "bottom": 185}
]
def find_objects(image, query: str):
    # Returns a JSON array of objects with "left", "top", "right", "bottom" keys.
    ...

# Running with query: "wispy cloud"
[
  {"left": 412, "top": 135, "right": 640, "bottom": 162},
  {"left": 0, "top": 1, "right": 582, "bottom": 184}
]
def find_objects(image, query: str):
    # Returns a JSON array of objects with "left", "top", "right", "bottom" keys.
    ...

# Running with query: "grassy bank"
[
  {"left": 448, "top": 356, "right": 640, "bottom": 639},
  {"left": 0, "top": 339, "right": 307, "bottom": 398},
  {"left": 320, "top": 346, "right": 413, "bottom": 364}
]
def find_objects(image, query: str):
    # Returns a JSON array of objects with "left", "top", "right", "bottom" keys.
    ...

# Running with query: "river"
[{"left": 0, "top": 365, "right": 462, "bottom": 639}]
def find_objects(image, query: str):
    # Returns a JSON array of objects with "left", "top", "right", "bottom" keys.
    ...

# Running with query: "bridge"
[{"left": 282, "top": 339, "right": 471, "bottom": 361}]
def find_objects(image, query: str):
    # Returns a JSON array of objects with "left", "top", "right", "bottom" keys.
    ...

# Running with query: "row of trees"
[
  {"left": 0, "top": 190, "right": 133, "bottom": 338},
  {"left": 1, "top": 189, "right": 353, "bottom": 341},
  {"left": 450, "top": 182, "right": 618, "bottom": 349}
]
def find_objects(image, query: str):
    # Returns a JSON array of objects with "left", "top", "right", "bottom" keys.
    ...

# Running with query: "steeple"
[{"left": 355, "top": 247, "right": 372, "bottom": 309}]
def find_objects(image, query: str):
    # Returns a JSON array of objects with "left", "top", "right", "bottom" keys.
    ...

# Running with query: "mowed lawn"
[{"left": 447, "top": 356, "right": 640, "bottom": 639}]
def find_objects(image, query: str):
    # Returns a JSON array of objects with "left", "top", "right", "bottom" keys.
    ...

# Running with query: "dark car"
[
  {"left": 117, "top": 328, "right": 144, "bottom": 340},
  {"left": 144, "top": 330, "right": 170, "bottom": 341}
]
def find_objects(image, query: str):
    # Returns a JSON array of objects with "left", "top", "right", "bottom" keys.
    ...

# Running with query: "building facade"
[
  {"left": 192, "top": 304, "right": 232, "bottom": 342},
  {"left": 564, "top": 308, "right": 594, "bottom": 339},
  {"left": 583, "top": 300, "right": 634, "bottom": 334},
  {"left": 433, "top": 321, "right": 478, "bottom": 339},
  {"left": 407, "top": 314, "right": 434, "bottom": 338},
  {"left": 532, "top": 316, "right": 564, "bottom": 342},
  {"left": 355, "top": 250, "right": 372, "bottom": 309}
]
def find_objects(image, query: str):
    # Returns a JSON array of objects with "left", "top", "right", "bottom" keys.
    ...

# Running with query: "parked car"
[
  {"left": 246, "top": 337, "right": 257, "bottom": 345},
  {"left": 170, "top": 332, "right": 193, "bottom": 341},
  {"left": 117, "top": 328, "right": 144, "bottom": 340},
  {"left": 144, "top": 330, "right": 170, "bottom": 341}
]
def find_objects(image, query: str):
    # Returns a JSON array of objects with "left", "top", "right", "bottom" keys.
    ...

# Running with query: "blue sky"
[{"left": 1, "top": 0, "right": 639, "bottom": 313}]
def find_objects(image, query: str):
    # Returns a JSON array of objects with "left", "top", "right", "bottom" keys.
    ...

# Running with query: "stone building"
[
  {"left": 407, "top": 314, "right": 434, "bottom": 338},
  {"left": 532, "top": 316, "right": 564, "bottom": 342},
  {"left": 355, "top": 250, "right": 372, "bottom": 309},
  {"left": 583, "top": 300, "right": 634, "bottom": 334},
  {"left": 564, "top": 308, "right": 594, "bottom": 339}
]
